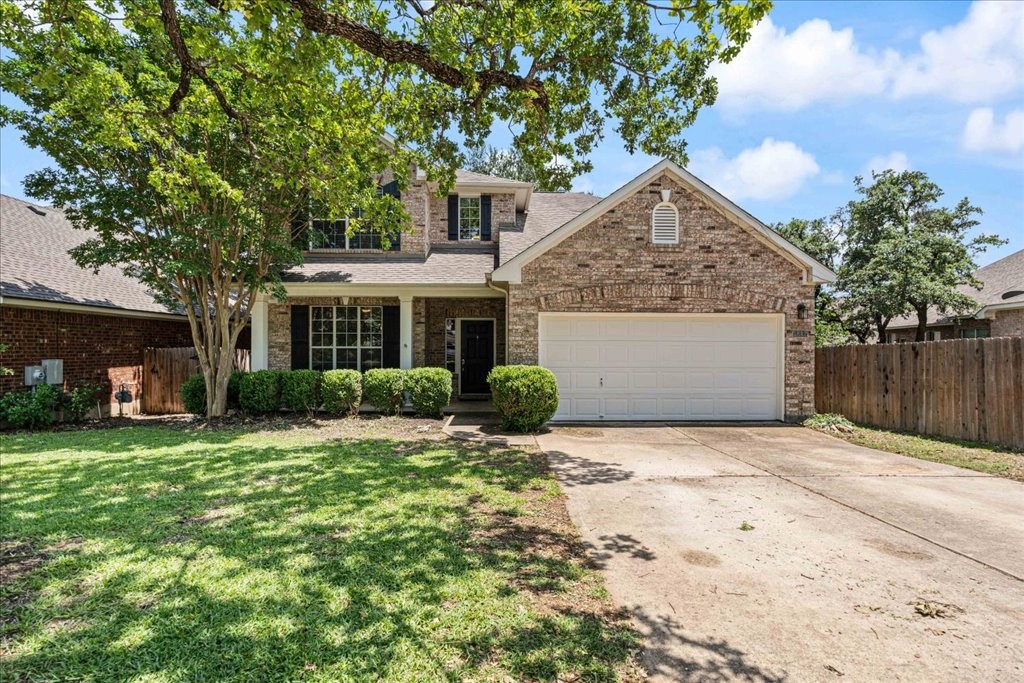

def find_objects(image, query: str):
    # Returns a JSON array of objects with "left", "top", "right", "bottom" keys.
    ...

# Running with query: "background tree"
[
  {"left": 1, "top": 0, "right": 770, "bottom": 415},
  {"left": 463, "top": 145, "right": 572, "bottom": 192},
  {"left": 844, "top": 171, "right": 1001, "bottom": 342},
  {"left": 774, "top": 216, "right": 853, "bottom": 346}
]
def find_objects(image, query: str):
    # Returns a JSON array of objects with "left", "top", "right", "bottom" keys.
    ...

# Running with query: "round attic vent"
[{"left": 1002, "top": 290, "right": 1024, "bottom": 300}]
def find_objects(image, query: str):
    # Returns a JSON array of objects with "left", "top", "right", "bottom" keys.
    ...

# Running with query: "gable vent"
[{"left": 651, "top": 203, "right": 679, "bottom": 244}]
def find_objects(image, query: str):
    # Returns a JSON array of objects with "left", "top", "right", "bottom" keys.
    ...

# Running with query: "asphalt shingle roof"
[
  {"left": 454, "top": 170, "right": 532, "bottom": 187},
  {"left": 888, "top": 248, "right": 1024, "bottom": 328},
  {"left": 281, "top": 248, "right": 496, "bottom": 284},
  {"left": 499, "top": 192, "right": 602, "bottom": 265},
  {"left": 0, "top": 194, "right": 179, "bottom": 315}
]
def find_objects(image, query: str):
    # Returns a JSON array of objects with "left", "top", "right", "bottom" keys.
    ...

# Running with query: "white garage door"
[{"left": 539, "top": 313, "right": 783, "bottom": 421}]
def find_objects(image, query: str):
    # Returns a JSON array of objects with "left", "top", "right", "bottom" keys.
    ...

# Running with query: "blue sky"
[{"left": 2, "top": 0, "right": 1022, "bottom": 266}]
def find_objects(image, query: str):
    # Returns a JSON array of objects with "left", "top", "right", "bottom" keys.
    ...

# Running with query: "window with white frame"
[
  {"left": 310, "top": 306, "right": 383, "bottom": 371},
  {"left": 459, "top": 196, "right": 482, "bottom": 240},
  {"left": 309, "top": 217, "right": 383, "bottom": 250},
  {"left": 651, "top": 202, "right": 679, "bottom": 244}
]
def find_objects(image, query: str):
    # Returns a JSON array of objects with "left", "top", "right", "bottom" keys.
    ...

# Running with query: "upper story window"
[
  {"left": 651, "top": 202, "right": 679, "bottom": 244},
  {"left": 459, "top": 196, "right": 482, "bottom": 240},
  {"left": 309, "top": 217, "right": 384, "bottom": 251}
]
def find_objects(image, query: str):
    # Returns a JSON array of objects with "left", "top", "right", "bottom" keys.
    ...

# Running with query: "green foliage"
[
  {"left": 363, "top": 369, "right": 405, "bottom": 415},
  {"left": 840, "top": 171, "right": 1003, "bottom": 342},
  {"left": 464, "top": 145, "right": 570, "bottom": 192},
  {"left": 280, "top": 370, "right": 321, "bottom": 414},
  {"left": 405, "top": 368, "right": 453, "bottom": 418},
  {"left": 321, "top": 369, "right": 363, "bottom": 416},
  {"left": 63, "top": 381, "right": 105, "bottom": 423},
  {"left": 773, "top": 218, "right": 842, "bottom": 271},
  {"left": 239, "top": 370, "right": 283, "bottom": 414},
  {"left": 803, "top": 413, "right": 855, "bottom": 431},
  {"left": 227, "top": 370, "right": 245, "bottom": 410},
  {"left": 0, "top": 385, "right": 59, "bottom": 430},
  {"left": 0, "top": 343, "right": 13, "bottom": 377},
  {"left": 487, "top": 366, "right": 559, "bottom": 433},
  {"left": 181, "top": 374, "right": 207, "bottom": 416}
]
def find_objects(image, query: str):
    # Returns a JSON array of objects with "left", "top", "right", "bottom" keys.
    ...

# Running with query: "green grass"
[
  {"left": 0, "top": 423, "right": 640, "bottom": 682},
  {"left": 827, "top": 424, "right": 1024, "bottom": 481}
]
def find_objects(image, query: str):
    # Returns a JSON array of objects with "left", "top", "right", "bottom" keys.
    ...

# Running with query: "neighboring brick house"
[
  {"left": 0, "top": 194, "right": 207, "bottom": 413},
  {"left": 887, "top": 249, "right": 1024, "bottom": 342},
  {"left": 255, "top": 160, "right": 835, "bottom": 421}
]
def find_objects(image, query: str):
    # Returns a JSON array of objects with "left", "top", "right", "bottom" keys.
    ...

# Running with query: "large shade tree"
[{"left": 1, "top": 0, "right": 771, "bottom": 415}]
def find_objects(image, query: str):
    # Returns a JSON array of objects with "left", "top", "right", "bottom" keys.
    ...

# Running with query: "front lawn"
[
  {"left": 822, "top": 423, "right": 1024, "bottom": 481},
  {"left": 0, "top": 418, "right": 641, "bottom": 682}
]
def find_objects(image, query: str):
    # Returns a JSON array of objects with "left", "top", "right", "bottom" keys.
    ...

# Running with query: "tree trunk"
[
  {"left": 913, "top": 304, "right": 929, "bottom": 342},
  {"left": 874, "top": 315, "right": 889, "bottom": 344}
]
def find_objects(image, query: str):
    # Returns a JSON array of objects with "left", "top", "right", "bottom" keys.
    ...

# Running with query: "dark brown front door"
[{"left": 460, "top": 320, "right": 494, "bottom": 394}]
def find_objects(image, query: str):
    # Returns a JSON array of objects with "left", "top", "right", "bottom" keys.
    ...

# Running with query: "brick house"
[
  {"left": 886, "top": 248, "right": 1024, "bottom": 342},
  {"left": 0, "top": 194, "right": 200, "bottom": 412},
  {"left": 255, "top": 159, "right": 835, "bottom": 421}
]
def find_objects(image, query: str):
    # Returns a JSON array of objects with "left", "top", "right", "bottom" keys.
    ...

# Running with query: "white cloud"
[
  {"left": 961, "top": 108, "right": 1024, "bottom": 152},
  {"left": 891, "top": 2, "right": 1024, "bottom": 103},
  {"left": 712, "top": 18, "right": 895, "bottom": 111},
  {"left": 864, "top": 151, "right": 911, "bottom": 176},
  {"left": 714, "top": 1, "right": 1024, "bottom": 111},
  {"left": 688, "top": 138, "right": 820, "bottom": 201}
]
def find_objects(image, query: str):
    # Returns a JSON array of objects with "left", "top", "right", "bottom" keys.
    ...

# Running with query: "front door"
[{"left": 460, "top": 320, "right": 494, "bottom": 395}]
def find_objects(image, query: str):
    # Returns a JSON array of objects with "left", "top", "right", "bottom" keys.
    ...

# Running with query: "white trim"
[
  {"left": 399, "top": 295, "right": 413, "bottom": 370},
  {"left": 0, "top": 296, "right": 185, "bottom": 322},
  {"left": 457, "top": 195, "right": 483, "bottom": 241},
  {"left": 308, "top": 304, "right": 384, "bottom": 372},
  {"left": 282, "top": 283, "right": 503, "bottom": 298},
  {"left": 491, "top": 159, "right": 836, "bottom": 285},
  {"left": 456, "top": 317, "right": 497, "bottom": 396},
  {"left": 538, "top": 312, "right": 785, "bottom": 422},
  {"left": 251, "top": 300, "right": 269, "bottom": 370}
]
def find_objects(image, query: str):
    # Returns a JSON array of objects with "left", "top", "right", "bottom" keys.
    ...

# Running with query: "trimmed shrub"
[
  {"left": 227, "top": 370, "right": 245, "bottom": 410},
  {"left": 181, "top": 374, "right": 207, "bottom": 415},
  {"left": 322, "top": 369, "right": 362, "bottom": 416},
  {"left": 240, "top": 370, "right": 283, "bottom": 414},
  {"left": 63, "top": 380, "right": 105, "bottom": 423},
  {"left": 405, "top": 367, "right": 452, "bottom": 418},
  {"left": 0, "top": 384, "right": 60, "bottom": 430},
  {"left": 363, "top": 368, "right": 405, "bottom": 415},
  {"left": 281, "top": 370, "right": 321, "bottom": 413},
  {"left": 487, "top": 365, "right": 559, "bottom": 433}
]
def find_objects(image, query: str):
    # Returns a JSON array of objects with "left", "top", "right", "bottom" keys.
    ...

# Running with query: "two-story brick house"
[{"left": 253, "top": 159, "right": 835, "bottom": 421}]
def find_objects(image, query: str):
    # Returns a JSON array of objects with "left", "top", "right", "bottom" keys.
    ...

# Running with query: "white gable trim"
[{"left": 490, "top": 159, "right": 837, "bottom": 285}]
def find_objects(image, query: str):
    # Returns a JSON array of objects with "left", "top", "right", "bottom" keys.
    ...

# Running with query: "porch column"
[
  {"left": 399, "top": 295, "right": 413, "bottom": 370},
  {"left": 251, "top": 299, "right": 269, "bottom": 370}
]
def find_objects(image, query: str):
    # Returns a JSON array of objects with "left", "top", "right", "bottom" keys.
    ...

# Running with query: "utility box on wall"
[
  {"left": 41, "top": 359, "right": 63, "bottom": 385},
  {"left": 24, "top": 365, "right": 45, "bottom": 386}
]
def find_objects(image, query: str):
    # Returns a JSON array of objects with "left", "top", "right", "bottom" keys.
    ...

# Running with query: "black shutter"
[
  {"left": 382, "top": 180, "right": 402, "bottom": 251},
  {"left": 290, "top": 205, "right": 308, "bottom": 251},
  {"left": 480, "top": 194, "right": 492, "bottom": 241},
  {"left": 447, "top": 194, "right": 459, "bottom": 240},
  {"left": 290, "top": 305, "right": 310, "bottom": 369},
  {"left": 382, "top": 305, "right": 401, "bottom": 368}
]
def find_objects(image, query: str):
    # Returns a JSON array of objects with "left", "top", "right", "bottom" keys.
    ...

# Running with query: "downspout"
[{"left": 486, "top": 275, "right": 509, "bottom": 367}]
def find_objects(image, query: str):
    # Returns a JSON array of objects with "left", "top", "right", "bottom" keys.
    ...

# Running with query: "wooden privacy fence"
[
  {"left": 142, "top": 347, "right": 251, "bottom": 414},
  {"left": 816, "top": 337, "right": 1024, "bottom": 449}
]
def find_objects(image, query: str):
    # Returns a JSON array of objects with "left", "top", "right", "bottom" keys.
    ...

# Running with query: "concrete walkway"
[{"left": 538, "top": 424, "right": 1024, "bottom": 682}]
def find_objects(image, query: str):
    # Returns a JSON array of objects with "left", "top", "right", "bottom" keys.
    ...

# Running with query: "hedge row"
[{"left": 180, "top": 367, "right": 454, "bottom": 418}]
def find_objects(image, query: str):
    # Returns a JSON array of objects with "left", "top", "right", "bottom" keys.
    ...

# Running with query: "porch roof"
[{"left": 281, "top": 249, "right": 495, "bottom": 285}]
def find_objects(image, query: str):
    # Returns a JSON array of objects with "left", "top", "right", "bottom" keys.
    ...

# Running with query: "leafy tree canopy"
[{"left": 463, "top": 145, "right": 571, "bottom": 192}]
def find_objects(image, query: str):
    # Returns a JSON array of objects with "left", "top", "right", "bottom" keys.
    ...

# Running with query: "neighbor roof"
[
  {"left": 454, "top": 170, "right": 533, "bottom": 187},
  {"left": 281, "top": 248, "right": 495, "bottom": 285},
  {"left": 888, "top": 248, "right": 1024, "bottom": 329},
  {"left": 491, "top": 159, "right": 837, "bottom": 285},
  {"left": 0, "top": 194, "right": 179, "bottom": 316},
  {"left": 499, "top": 192, "right": 602, "bottom": 265}
]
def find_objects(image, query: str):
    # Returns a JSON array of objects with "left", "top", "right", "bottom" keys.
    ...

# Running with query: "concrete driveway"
[{"left": 539, "top": 424, "right": 1024, "bottom": 682}]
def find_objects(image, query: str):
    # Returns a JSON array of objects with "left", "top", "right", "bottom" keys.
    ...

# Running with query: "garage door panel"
[{"left": 539, "top": 314, "right": 781, "bottom": 421}]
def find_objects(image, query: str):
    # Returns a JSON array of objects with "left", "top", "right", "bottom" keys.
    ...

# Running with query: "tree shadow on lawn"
[{"left": 0, "top": 426, "right": 641, "bottom": 681}]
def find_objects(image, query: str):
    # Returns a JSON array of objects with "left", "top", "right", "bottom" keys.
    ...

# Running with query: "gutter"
[{"left": 486, "top": 276, "right": 510, "bottom": 366}]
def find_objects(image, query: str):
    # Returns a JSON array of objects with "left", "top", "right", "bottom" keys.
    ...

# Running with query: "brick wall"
[
  {"left": 399, "top": 178, "right": 430, "bottom": 255},
  {"left": 992, "top": 308, "right": 1024, "bottom": 337},
  {"left": 505, "top": 173, "right": 817, "bottom": 420},
  {"left": 0, "top": 305, "right": 194, "bottom": 406},
  {"left": 422, "top": 297, "right": 506, "bottom": 393}
]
